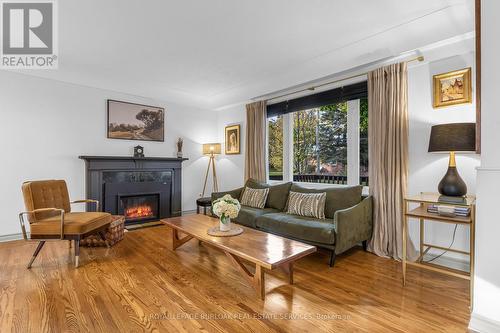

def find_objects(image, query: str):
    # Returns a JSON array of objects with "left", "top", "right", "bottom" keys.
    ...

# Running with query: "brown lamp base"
[{"left": 438, "top": 152, "right": 467, "bottom": 197}]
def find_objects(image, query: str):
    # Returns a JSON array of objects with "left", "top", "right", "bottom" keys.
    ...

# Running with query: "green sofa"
[{"left": 211, "top": 179, "right": 373, "bottom": 266}]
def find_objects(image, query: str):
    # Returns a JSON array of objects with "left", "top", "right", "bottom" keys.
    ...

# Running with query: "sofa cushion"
[
  {"left": 256, "top": 213, "right": 335, "bottom": 245},
  {"left": 30, "top": 212, "right": 112, "bottom": 236},
  {"left": 211, "top": 188, "right": 243, "bottom": 202},
  {"left": 286, "top": 191, "right": 326, "bottom": 219},
  {"left": 244, "top": 179, "right": 292, "bottom": 211},
  {"left": 240, "top": 187, "right": 269, "bottom": 209},
  {"left": 233, "top": 206, "right": 279, "bottom": 228},
  {"left": 290, "top": 184, "right": 363, "bottom": 219}
]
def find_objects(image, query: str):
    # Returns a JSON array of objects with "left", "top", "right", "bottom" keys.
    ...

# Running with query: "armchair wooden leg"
[
  {"left": 27, "top": 241, "right": 45, "bottom": 269},
  {"left": 74, "top": 238, "right": 80, "bottom": 268},
  {"left": 362, "top": 240, "right": 368, "bottom": 251}
]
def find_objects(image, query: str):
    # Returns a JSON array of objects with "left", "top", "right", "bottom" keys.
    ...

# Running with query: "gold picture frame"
[
  {"left": 433, "top": 68, "right": 472, "bottom": 108},
  {"left": 225, "top": 124, "right": 240, "bottom": 155}
]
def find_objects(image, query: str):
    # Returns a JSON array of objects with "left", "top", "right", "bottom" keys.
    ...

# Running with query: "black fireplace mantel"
[
  {"left": 79, "top": 156, "right": 189, "bottom": 162},
  {"left": 79, "top": 155, "right": 188, "bottom": 221}
]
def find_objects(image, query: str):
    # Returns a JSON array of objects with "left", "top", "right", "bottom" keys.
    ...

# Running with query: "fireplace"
[
  {"left": 119, "top": 193, "right": 160, "bottom": 224},
  {"left": 79, "top": 156, "right": 187, "bottom": 226}
]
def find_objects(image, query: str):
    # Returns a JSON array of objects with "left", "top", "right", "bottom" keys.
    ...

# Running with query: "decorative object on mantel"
[
  {"left": 176, "top": 138, "right": 183, "bottom": 158},
  {"left": 201, "top": 143, "right": 221, "bottom": 197},
  {"left": 433, "top": 68, "right": 472, "bottom": 108},
  {"left": 134, "top": 145, "right": 144, "bottom": 158},
  {"left": 428, "top": 123, "right": 476, "bottom": 197},
  {"left": 225, "top": 124, "right": 241, "bottom": 154},
  {"left": 211, "top": 194, "right": 241, "bottom": 233},
  {"left": 107, "top": 99, "right": 165, "bottom": 142}
]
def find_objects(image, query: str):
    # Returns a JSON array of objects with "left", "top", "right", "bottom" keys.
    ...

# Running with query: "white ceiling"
[{"left": 12, "top": 0, "right": 474, "bottom": 109}]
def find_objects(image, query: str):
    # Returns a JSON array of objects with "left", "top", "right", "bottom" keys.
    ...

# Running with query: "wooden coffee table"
[{"left": 162, "top": 214, "right": 316, "bottom": 300}]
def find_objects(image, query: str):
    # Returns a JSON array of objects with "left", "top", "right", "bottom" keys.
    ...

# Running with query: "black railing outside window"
[{"left": 269, "top": 174, "right": 369, "bottom": 186}]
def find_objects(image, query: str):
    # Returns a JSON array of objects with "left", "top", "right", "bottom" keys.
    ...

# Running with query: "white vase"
[{"left": 219, "top": 216, "right": 231, "bottom": 232}]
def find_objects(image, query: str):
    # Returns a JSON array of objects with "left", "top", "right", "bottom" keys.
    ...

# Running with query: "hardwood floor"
[{"left": 0, "top": 225, "right": 471, "bottom": 332}]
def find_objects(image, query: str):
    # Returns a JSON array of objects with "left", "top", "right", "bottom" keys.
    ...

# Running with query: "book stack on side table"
[{"left": 427, "top": 205, "right": 471, "bottom": 217}]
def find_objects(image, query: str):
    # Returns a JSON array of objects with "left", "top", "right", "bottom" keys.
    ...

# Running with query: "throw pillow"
[
  {"left": 286, "top": 191, "right": 326, "bottom": 219},
  {"left": 240, "top": 187, "right": 269, "bottom": 209},
  {"left": 244, "top": 178, "right": 292, "bottom": 211},
  {"left": 290, "top": 184, "right": 362, "bottom": 218}
]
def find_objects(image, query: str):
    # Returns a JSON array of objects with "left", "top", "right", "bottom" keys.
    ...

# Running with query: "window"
[
  {"left": 359, "top": 98, "right": 369, "bottom": 186},
  {"left": 293, "top": 103, "right": 348, "bottom": 183},
  {"left": 266, "top": 82, "right": 368, "bottom": 186},
  {"left": 268, "top": 115, "right": 283, "bottom": 181}
]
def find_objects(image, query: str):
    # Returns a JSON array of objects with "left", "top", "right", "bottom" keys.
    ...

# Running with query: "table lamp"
[
  {"left": 428, "top": 123, "right": 475, "bottom": 197},
  {"left": 201, "top": 143, "right": 221, "bottom": 197}
]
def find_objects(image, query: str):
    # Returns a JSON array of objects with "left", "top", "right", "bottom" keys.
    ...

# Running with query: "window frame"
[{"left": 267, "top": 99, "right": 368, "bottom": 191}]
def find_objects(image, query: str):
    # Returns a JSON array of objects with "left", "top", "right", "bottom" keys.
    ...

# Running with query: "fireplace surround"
[{"left": 79, "top": 156, "right": 187, "bottom": 225}]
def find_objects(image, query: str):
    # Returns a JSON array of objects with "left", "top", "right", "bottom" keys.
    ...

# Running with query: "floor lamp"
[{"left": 201, "top": 143, "right": 221, "bottom": 197}]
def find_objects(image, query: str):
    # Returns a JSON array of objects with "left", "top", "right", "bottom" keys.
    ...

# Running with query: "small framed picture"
[
  {"left": 433, "top": 68, "right": 472, "bottom": 108},
  {"left": 225, "top": 124, "right": 240, "bottom": 155},
  {"left": 107, "top": 99, "right": 165, "bottom": 142}
]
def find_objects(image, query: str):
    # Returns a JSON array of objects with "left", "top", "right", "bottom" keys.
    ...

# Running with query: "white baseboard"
[
  {"left": 0, "top": 233, "right": 24, "bottom": 242},
  {"left": 421, "top": 252, "right": 469, "bottom": 271},
  {"left": 469, "top": 313, "right": 500, "bottom": 333}
]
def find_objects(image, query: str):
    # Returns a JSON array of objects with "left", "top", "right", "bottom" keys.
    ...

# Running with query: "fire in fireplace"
[
  {"left": 119, "top": 193, "right": 160, "bottom": 224},
  {"left": 125, "top": 205, "right": 154, "bottom": 219}
]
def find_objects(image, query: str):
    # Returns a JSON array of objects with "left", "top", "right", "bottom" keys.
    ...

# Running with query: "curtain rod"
[{"left": 261, "top": 55, "right": 424, "bottom": 103}]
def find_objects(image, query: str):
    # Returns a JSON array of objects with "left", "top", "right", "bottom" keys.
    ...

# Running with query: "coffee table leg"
[
  {"left": 281, "top": 262, "right": 294, "bottom": 284},
  {"left": 225, "top": 252, "right": 266, "bottom": 300},
  {"left": 170, "top": 228, "right": 193, "bottom": 250},
  {"left": 255, "top": 265, "right": 265, "bottom": 300}
]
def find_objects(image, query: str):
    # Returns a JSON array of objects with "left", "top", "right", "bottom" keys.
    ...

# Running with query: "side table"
[
  {"left": 403, "top": 192, "right": 475, "bottom": 310},
  {"left": 196, "top": 197, "right": 212, "bottom": 215}
]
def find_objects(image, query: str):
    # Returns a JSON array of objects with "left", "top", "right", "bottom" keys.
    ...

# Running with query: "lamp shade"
[
  {"left": 428, "top": 123, "right": 476, "bottom": 152},
  {"left": 202, "top": 143, "right": 221, "bottom": 155}
]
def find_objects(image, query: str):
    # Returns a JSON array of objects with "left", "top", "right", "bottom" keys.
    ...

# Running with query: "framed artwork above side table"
[{"left": 433, "top": 68, "right": 472, "bottom": 109}]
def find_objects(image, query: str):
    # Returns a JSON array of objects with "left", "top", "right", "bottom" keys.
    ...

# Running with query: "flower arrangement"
[{"left": 212, "top": 194, "right": 241, "bottom": 225}]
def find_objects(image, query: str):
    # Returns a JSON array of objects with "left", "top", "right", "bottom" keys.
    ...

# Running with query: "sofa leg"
[
  {"left": 27, "top": 241, "right": 45, "bottom": 269},
  {"left": 362, "top": 240, "right": 368, "bottom": 251},
  {"left": 329, "top": 251, "right": 336, "bottom": 267}
]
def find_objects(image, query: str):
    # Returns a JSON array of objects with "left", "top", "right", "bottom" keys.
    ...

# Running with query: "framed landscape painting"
[
  {"left": 107, "top": 100, "right": 164, "bottom": 142},
  {"left": 433, "top": 68, "right": 472, "bottom": 108},
  {"left": 225, "top": 124, "right": 240, "bottom": 155}
]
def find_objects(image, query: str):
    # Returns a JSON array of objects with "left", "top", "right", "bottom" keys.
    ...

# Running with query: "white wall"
[
  {"left": 470, "top": 0, "right": 500, "bottom": 331},
  {"left": 0, "top": 71, "right": 218, "bottom": 237},
  {"left": 216, "top": 105, "right": 246, "bottom": 191},
  {"left": 408, "top": 51, "right": 480, "bottom": 263}
]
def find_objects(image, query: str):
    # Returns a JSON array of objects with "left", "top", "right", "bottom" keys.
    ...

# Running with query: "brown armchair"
[{"left": 19, "top": 180, "right": 112, "bottom": 268}]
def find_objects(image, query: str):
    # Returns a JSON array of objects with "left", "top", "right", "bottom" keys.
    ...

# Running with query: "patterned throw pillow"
[
  {"left": 240, "top": 187, "right": 269, "bottom": 209},
  {"left": 286, "top": 191, "right": 326, "bottom": 219}
]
